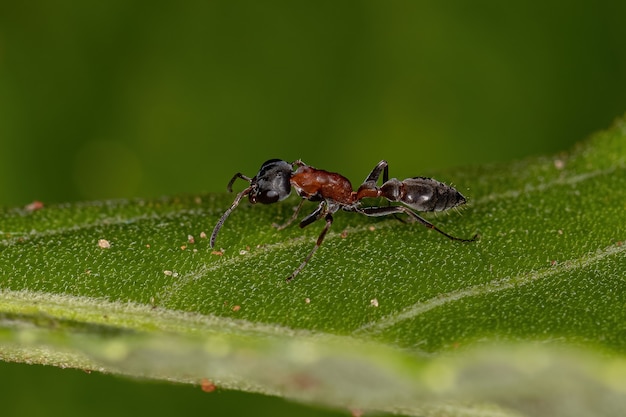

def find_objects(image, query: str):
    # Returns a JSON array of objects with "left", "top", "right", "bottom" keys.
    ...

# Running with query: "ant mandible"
[{"left": 210, "top": 159, "right": 478, "bottom": 281}]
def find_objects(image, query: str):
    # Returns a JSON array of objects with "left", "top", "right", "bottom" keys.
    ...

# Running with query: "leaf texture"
[{"left": 1, "top": 116, "right": 626, "bottom": 417}]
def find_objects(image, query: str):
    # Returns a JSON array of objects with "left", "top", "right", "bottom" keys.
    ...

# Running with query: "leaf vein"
[{"left": 354, "top": 241, "right": 626, "bottom": 335}]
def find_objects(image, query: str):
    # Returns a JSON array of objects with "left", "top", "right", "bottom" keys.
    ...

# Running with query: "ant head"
[
  {"left": 211, "top": 159, "right": 294, "bottom": 248},
  {"left": 250, "top": 159, "right": 293, "bottom": 204}
]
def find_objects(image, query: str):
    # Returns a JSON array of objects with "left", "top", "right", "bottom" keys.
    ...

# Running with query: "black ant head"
[
  {"left": 211, "top": 159, "right": 294, "bottom": 247},
  {"left": 250, "top": 159, "right": 293, "bottom": 204}
]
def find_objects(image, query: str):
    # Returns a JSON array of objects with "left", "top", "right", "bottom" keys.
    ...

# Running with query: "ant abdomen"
[{"left": 381, "top": 177, "right": 467, "bottom": 212}]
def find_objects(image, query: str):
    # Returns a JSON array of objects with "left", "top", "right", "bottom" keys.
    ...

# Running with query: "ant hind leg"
[
  {"left": 362, "top": 160, "right": 389, "bottom": 184},
  {"left": 357, "top": 205, "right": 478, "bottom": 242}
]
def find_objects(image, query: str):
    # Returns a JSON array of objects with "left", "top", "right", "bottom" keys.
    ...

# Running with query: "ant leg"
[
  {"left": 362, "top": 160, "right": 388, "bottom": 184},
  {"left": 358, "top": 205, "right": 478, "bottom": 242},
  {"left": 376, "top": 163, "right": 405, "bottom": 222},
  {"left": 356, "top": 160, "right": 389, "bottom": 200},
  {"left": 373, "top": 162, "right": 408, "bottom": 222},
  {"left": 299, "top": 201, "right": 326, "bottom": 228},
  {"left": 273, "top": 199, "right": 305, "bottom": 230},
  {"left": 287, "top": 213, "right": 333, "bottom": 281},
  {"left": 227, "top": 173, "right": 252, "bottom": 192},
  {"left": 210, "top": 186, "right": 253, "bottom": 247}
]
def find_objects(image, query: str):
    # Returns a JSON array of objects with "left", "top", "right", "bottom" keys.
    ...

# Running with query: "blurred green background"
[
  {"left": 1, "top": 1, "right": 625, "bottom": 416},
  {"left": 2, "top": 1, "right": 625, "bottom": 206}
]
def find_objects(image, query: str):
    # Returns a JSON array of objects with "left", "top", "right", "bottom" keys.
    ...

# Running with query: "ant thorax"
[{"left": 290, "top": 165, "right": 354, "bottom": 204}]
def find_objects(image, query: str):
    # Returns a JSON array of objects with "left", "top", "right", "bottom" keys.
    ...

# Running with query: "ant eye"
[{"left": 257, "top": 190, "right": 281, "bottom": 204}]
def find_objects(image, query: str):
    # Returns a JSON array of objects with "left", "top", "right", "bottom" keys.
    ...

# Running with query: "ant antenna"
[{"left": 210, "top": 173, "right": 253, "bottom": 248}]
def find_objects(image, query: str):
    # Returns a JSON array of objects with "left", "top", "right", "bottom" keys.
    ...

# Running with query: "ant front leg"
[
  {"left": 357, "top": 205, "right": 478, "bottom": 242},
  {"left": 227, "top": 173, "right": 253, "bottom": 192},
  {"left": 298, "top": 201, "right": 326, "bottom": 228},
  {"left": 273, "top": 199, "right": 305, "bottom": 230},
  {"left": 287, "top": 212, "right": 334, "bottom": 282}
]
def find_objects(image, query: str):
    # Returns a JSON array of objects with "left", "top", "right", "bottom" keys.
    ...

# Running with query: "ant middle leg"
[
  {"left": 287, "top": 212, "right": 334, "bottom": 281},
  {"left": 357, "top": 205, "right": 478, "bottom": 242}
]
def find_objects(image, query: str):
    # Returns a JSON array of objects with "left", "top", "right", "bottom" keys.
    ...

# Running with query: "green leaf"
[{"left": 1, "top": 116, "right": 626, "bottom": 417}]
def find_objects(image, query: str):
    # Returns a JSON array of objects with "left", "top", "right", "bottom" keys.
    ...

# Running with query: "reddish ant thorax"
[{"left": 290, "top": 165, "right": 354, "bottom": 204}]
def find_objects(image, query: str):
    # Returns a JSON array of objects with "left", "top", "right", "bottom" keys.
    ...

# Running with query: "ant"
[{"left": 210, "top": 159, "right": 478, "bottom": 281}]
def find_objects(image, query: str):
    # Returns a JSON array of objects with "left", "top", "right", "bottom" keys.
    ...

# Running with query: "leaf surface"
[{"left": 1, "top": 117, "right": 626, "bottom": 417}]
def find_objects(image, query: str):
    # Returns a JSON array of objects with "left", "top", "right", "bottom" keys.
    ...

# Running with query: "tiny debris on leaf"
[
  {"left": 554, "top": 158, "right": 565, "bottom": 170},
  {"left": 350, "top": 408, "right": 364, "bottom": 417},
  {"left": 98, "top": 239, "right": 111, "bottom": 249},
  {"left": 200, "top": 378, "right": 216, "bottom": 393},
  {"left": 24, "top": 200, "right": 44, "bottom": 212}
]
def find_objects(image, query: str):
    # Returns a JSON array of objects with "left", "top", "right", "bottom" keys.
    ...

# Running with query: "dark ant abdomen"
[{"left": 381, "top": 177, "right": 467, "bottom": 212}]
